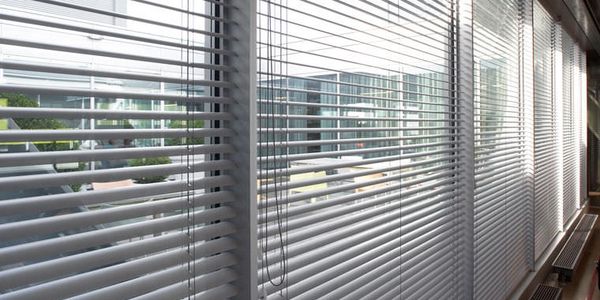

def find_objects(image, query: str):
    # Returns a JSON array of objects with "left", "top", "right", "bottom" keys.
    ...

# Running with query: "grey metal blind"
[
  {"left": 578, "top": 47, "right": 587, "bottom": 205},
  {"left": 561, "top": 28, "right": 579, "bottom": 225},
  {"left": 257, "top": 1, "right": 460, "bottom": 299},
  {"left": 573, "top": 42, "right": 583, "bottom": 212},
  {"left": 473, "top": 0, "right": 531, "bottom": 298},
  {"left": 533, "top": 1, "right": 561, "bottom": 260},
  {"left": 0, "top": 1, "right": 239, "bottom": 299}
]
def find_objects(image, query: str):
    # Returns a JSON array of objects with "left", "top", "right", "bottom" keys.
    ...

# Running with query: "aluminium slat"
[
  {"left": 259, "top": 176, "right": 455, "bottom": 233},
  {"left": 0, "top": 107, "right": 232, "bottom": 120},
  {"left": 258, "top": 133, "right": 457, "bottom": 148},
  {"left": 257, "top": 102, "right": 456, "bottom": 117},
  {"left": 261, "top": 125, "right": 455, "bottom": 133},
  {"left": 261, "top": 56, "right": 452, "bottom": 95},
  {"left": 258, "top": 113, "right": 455, "bottom": 122},
  {"left": 261, "top": 141, "right": 456, "bottom": 163},
  {"left": 474, "top": 150, "right": 523, "bottom": 169},
  {"left": 266, "top": 0, "right": 452, "bottom": 52},
  {"left": 259, "top": 148, "right": 456, "bottom": 179},
  {"left": 477, "top": 213, "right": 529, "bottom": 262},
  {"left": 0, "top": 201, "right": 234, "bottom": 266},
  {"left": 340, "top": 258, "right": 402, "bottom": 300},
  {"left": 0, "top": 239, "right": 235, "bottom": 300},
  {"left": 0, "top": 179, "right": 233, "bottom": 217},
  {"left": 263, "top": 232, "right": 403, "bottom": 295},
  {"left": 258, "top": 36, "right": 453, "bottom": 79},
  {"left": 259, "top": 164, "right": 457, "bottom": 221},
  {"left": 194, "top": 282, "right": 238, "bottom": 300},
  {"left": 263, "top": 61, "right": 451, "bottom": 97},
  {"left": 0, "top": 83, "right": 231, "bottom": 103},
  {"left": 258, "top": 24, "right": 454, "bottom": 76},
  {"left": 0, "top": 223, "right": 235, "bottom": 291},
  {"left": 30, "top": 0, "right": 229, "bottom": 40},
  {"left": 398, "top": 226, "right": 458, "bottom": 273},
  {"left": 475, "top": 159, "right": 523, "bottom": 186},
  {"left": 398, "top": 251, "right": 457, "bottom": 299},
  {"left": 0, "top": 128, "right": 233, "bottom": 142},
  {"left": 327, "top": 228, "right": 456, "bottom": 299},
  {"left": 131, "top": 0, "right": 228, "bottom": 23},
  {"left": 475, "top": 142, "right": 526, "bottom": 156},
  {"left": 311, "top": 247, "right": 405, "bottom": 300},
  {"left": 0, "top": 144, "right": 233, "bottom": 167},
  {"left": 294, "top": 236, "right": 455, "bottom": 300},
  {"left": 475, "top": 177, "right": 526, "bottom": 226},
  {"left": 282, "top": 0, "right": 453, "bottom": 49},
  {"left": 0, "top": 38, "right": 231, "bottom": 72},
  {"left": 0, "top": 192, "right": 235, "bottom": 241},
  {"left": 70, "top": 253, "right": 236, "bottom": 300},
  {"left": 261, "top": 185, "right": 456, "bottom": 240},
  {"left": 299, "top": 0, "right": 452, "bottom": 49},
  {"left": 187, "top": 268, "right": 238, "bottom": 295},
  {"left": 474, "top": 85, "right": 521, "bottom": 104},
  {"left": 0, "top": 11, "right": 229, "bottom": 55},
  {"left": 256, "top": 71, "right": 454, "bottom": 94},
  {"left": 262, "top": 218, "right": 407, "bottom": 285},
  {"left": 258, "top": 158, "right": 456, "bottom": 194},
  {"left": 474, "top": 31, "right": 521, "bottom": 65},
  {"left": 0, "top": 160, "right": 233, "bottom": 191},
  {"left": 263, "top": 205, "right": 456, "bottom": 269},
  {"left": 473, "top": 0, "right": 525, "bottom": 297},
  {"left": 475, "top": 160, "right": 524, "bottom": 187},
  {"left": 263, "top": 208, "right": 455, "bottom": 271},
  {"left": 476, "top": 211, "right": 529, "bottom": 261},
  {"left": 259, "top": 169, "right": 456, "bottom": 220},
  {"left": 262, "top": 189, "right": 456, "bottom": 252},
  {"left": 310, "top": 246, "right": 455, "bottom": 300},
  {"left": 473, "top": 148, "right": 522, "bottom": 164},
  {"left": 475, "top": 134, "right": 523, "bottom": 143},
  {"left": 364, "top": 0, "right": 451, "bottom": 24}
]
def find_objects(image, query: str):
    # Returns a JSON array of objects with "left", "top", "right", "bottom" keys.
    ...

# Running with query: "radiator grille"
[
  {"left": 529, "top": 285, "right": 562, "bottom": 300},
  {"left": 553, "top": 214, "right": 597, "bottom": 270}
]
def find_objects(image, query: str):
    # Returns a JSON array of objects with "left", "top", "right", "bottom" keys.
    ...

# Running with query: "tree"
[
  {"left": 2, "top": 92, "right": 76, "bottom": 152},
  {"left": 128, "top": 156, "right": 172, "bottom": 183},
  {"left": 165, "top": 119, "right": 205, "bottom": 146}
]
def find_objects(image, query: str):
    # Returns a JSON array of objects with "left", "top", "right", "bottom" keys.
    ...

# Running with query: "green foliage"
[
  {"left": 2, "top": 93, "right": 78, "bottom": 152},
  {"left": 56, "top": 162, "right": 86, "bottom": 192},
  {"left": 128, "top": 156, "right": 172, "bottom": 184},
  {"left": 4, "top": 93, "right": 64, "bottom": 129},
  {"left": 165, "top": 119, "right": 205, "bottom": 146}
]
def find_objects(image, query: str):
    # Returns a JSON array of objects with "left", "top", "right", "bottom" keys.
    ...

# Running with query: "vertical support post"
[
  {"left": 223, "top": 1, "right": 258, "bottom": 299},
  {"left": 579, "top": 51, "right": 588, "bottom": 207},
  {"left": 574, "top": 46, "right": 582, "bottom": 210},
  {"left": 456, "top": 0, "right": 474, "bottom": 299},
  {"left": 520, "top": 0, "right": 535, "bottom": 271},
  {"left": 90, "top": 70, "right": 96, "bottom": 171},
  {"left": 554, "top": 24, "right": 565, "bottom": 230}
]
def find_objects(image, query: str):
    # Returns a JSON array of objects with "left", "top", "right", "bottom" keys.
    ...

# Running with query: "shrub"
[
  {"left": 128, "top": 156, "right": 172, "bottom": 184},
  {"left": 2, "top": 92, "right": 77, "bottom": 151},
  {"left": 165, "top": 119, "right": 205, "bottom": 146}
]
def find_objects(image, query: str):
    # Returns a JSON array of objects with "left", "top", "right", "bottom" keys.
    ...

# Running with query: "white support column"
[
  {"left": 160, "top": 80, "right": 165, "bottom": 147},
  {"left": 223, "top": 0, "right": 258, "bottom": 299},
  {"left": 457, "top": 0, "right": 475, "bottom": 298},
  {"left": 574, "top": 46, "right": 582, "bottom": 209},
  {"left": 90, "top": 67, "right": 96, "bottom": 171},
  {"left": 520, "top": 0, "right": 535, "bottom": 271},
  {"left": 554, "top": 24, "right": 565, "bottom": 230},
  {"left": 581, "top": 50, "right": 588, "bottom": 204}
]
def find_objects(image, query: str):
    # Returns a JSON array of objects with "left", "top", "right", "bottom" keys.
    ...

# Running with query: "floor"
[{"left": 543, "top": 208, "right": 600, "bottom": 300}]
